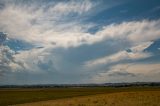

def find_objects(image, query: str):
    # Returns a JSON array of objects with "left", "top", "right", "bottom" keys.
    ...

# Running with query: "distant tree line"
[{"left": 0, "top": 82, "right": 160, "bottom": 88}]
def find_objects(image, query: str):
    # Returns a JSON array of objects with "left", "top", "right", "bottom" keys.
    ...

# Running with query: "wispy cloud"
[
  {"left": 86, "top": 42, "right": 153, "bottom": 67},
  {"left": 0, "top": 0, "right": 95, "bottom": 46}
]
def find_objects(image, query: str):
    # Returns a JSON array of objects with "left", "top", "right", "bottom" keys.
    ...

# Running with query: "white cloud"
[
  {"left": 95, "top": 20, "right": 160, "bottom": 44},
  {"left": 90, "top": 63, "right": 160, "bottom": 83},
  {"left": 86, "top": 42, "right": 153, "bottom": 67},
  {"left": 0, "top": 0, "right": 160, "bottom": 49},
  {"left": 0, "top": 0, "right": 95, "bottom": 47},
  {"left": 13, "top": 47, "right": 50, "bottom": 72},
  {"left": 113, "top": 63, "right": 160, "bottom": 75},
  {"left": 51, "top": 1, "right": 93, "bottom": 15},
  {"left": 0, "top": 45, "right": 20, "bottom": 75},
  {"left": 0, "top": 0, "right": 160, "bottom": 84}
]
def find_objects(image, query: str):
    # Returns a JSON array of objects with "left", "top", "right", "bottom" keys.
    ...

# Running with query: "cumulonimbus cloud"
[{"left": 0, "top": 0, "right": 160, "bottom": 84}]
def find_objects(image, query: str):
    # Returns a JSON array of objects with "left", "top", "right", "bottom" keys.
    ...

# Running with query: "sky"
[{"left": 0, "top": 0, "right": 160, "bottom": 85}]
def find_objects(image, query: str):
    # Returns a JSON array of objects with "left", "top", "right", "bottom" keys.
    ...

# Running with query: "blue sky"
[{"left": 0, "top": 0, "right": 160, "bottom": 84}]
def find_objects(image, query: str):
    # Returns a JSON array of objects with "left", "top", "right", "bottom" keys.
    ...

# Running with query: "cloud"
[
  {"left": 0, "top": 45, "right": 15, "bottom": 76},
  {"left": 0, "top": 33, "right": 24, "bottom": 77},
  {"left": 1, "top": 18, "right": 160, "bottom": 83},
  {"left": 95, "top": 20, "right": 160, "bottom": 44},
  {"left": 1, "top": 0, "right": 160, "bottom": 49},
  {"left": 0, "top": 0, "right": 160, "bottom": 84},
  {"left": 89, "top": 63, "right": 160, "bottom": 83},
  {"left": 52, "top": 1, "right": 93, "bottom": 15},
  {"left": 0, "top": 0, "right": 95, "bottom": 47},
  {"left": 110, "top": 63, "right": 160, "bottom": 75},
  {"left": 86, "top": 42, "right": 153, "bottom": 67},
  {"left": 0, "top": 32, "right": 7, "bottom": 45},
  {"left": 108, "top": 71, "right": 136, "bottom": 77}
]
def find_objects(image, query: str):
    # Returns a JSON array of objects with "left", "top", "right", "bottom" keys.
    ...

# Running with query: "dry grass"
[
  {"left": 14, "top": 91, "right": 160, "bottom": 106},
  {"left": 2, "top": 87, "right": 159, "bottom": 106}
]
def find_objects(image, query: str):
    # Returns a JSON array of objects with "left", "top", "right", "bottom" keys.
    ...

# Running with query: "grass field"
[
  {"left": 0, "top": 87, "right": 160, "bottom": 106},
  {"left": 14, "top": 91, "right": 160, "bottom": 106}
]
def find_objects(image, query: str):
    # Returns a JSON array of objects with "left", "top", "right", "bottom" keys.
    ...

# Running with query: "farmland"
[
  {"left": 15, "top": 91, "right": 160, "bottom": 106},
  {"left": 0, "top": 87, "right": 160, "bottom": 106}
]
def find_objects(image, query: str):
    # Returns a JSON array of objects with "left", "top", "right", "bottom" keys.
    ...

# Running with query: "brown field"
[{"left": 13, "top": 91, "right": 160, "bottom": 106}]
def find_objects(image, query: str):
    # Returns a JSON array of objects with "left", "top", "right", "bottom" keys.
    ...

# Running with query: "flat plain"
[
  {"left": 0, "top": 87, "right": 160, "bottom": 106},
  {"left": 14, "top": 91, "right": 160, "bottom": 106}
]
